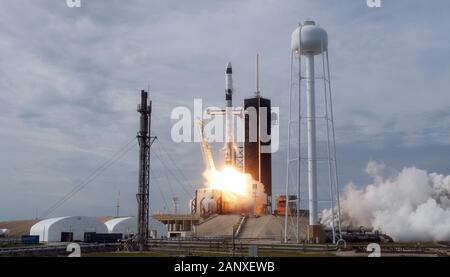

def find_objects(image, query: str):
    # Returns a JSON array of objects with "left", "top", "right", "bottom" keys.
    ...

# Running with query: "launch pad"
[
  {"left": 187, "top": 57, "right": 274, "bottom": 219},
  {"left": 153, "top": 53, "right": 330, "bottom": 244},
  {"left": 147, "top": 20, "right": 343, "bottom": 245},
  {"left": 152, "top": 213, "right": 311, "bottom": 242}
]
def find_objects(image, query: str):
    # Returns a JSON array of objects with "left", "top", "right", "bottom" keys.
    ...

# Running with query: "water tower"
[{"left": 284, "top": 20, "right": 342, "bottom": 243}]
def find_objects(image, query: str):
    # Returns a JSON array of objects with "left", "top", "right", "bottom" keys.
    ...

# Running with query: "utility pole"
[
  {"left": 116, "top": 191, "right": 120, "bottom": 218},
  {"left": 172, "top": 197, "right": 178, "bottom": 214},
  {"left": 137, "top": 90, "right": 156, "bottom": 251}
]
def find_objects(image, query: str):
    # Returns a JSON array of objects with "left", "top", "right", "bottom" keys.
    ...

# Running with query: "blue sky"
[{"left": 1, "top": 0, "right": 450, "bottom": 220}]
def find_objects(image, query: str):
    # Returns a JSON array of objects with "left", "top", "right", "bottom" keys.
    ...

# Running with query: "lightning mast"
[{"left": 136, "top": 90, "right": 156, "bottom": 251}]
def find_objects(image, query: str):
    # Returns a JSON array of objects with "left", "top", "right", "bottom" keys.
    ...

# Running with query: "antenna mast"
[
  {"left": 255, "top": 54, "right": 260, "bottom": 97},
  {"left": 137, "top": 90, "right": 156, "bottom": 251},
  {"left": 116, "top": 191, "right": 120, "bottom": 218}
]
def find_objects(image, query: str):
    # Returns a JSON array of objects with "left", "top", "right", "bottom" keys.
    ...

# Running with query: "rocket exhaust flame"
[
  {"left": 206, "top": 167, "right": 252, "bottom": 196},
  {"left": 203, "top": 166, "right": 267, "bottom": 215}
]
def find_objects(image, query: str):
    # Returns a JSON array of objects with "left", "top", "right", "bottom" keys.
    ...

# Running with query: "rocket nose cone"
[{"left": 226, "top": 62, "right": 232, "bottom": 74}]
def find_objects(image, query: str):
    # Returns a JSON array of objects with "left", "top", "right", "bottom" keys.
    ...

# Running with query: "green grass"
[
  {"left": 259, "top": 251, "right": 336, "bottom": 257},
  {"left": 78, "top": 241, "right": 450, "bottom": 257},
  {"left": 85, "top": 250, "right": 336, "bottom": 257},
  {"left": 86, "top": 252, "right": 168, "bottom": 257},
  {"left": 348, "top": 242, "right": 440, "bottom": 248},
  {"left": 0, "top": 243, "right": 43, "bottom": 249}
]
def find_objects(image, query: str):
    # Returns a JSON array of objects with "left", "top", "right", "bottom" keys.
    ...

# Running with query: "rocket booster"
[
  {"left": 225, "top": 62, "right": 235, "bottom": 166},
  {"left": 225, "top": 62, "right": 233, "bottom": 107}
]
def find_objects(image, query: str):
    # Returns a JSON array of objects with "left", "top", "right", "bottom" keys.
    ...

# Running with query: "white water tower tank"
[{"left": 291, "top": 20, "right": 328, "bottom": 56}]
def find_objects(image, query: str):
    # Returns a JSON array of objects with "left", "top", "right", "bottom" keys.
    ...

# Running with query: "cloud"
[{"left": 0, "top": 0, "right": 450, "bottom": 220}]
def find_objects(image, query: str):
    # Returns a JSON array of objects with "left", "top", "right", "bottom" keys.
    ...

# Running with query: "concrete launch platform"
[{"left": 195, "top": 214, "right": 309, "bottom": 242}]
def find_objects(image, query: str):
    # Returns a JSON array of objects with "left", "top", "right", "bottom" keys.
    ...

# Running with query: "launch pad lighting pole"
[{"left": 137, "top": 90, "right": 156, "bottom": 251}]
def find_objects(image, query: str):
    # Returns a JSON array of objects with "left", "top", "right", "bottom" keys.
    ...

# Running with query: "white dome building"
[{"left": 30, "top": 216, "right": 108, "bottom": 242}]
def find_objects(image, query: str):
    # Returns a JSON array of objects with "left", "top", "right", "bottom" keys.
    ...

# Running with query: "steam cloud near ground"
[{"left": 322, "top": 161, "right": 450, "bottom": 242}]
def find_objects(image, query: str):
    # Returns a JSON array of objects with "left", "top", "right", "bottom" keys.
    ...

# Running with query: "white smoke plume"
[{"left": 322, "top": 161, "right": 450, "bottom": 242}]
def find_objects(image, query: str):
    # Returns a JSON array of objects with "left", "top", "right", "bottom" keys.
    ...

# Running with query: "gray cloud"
[{"left": 1, "top": 0, "right": 450, "bottom": 220}]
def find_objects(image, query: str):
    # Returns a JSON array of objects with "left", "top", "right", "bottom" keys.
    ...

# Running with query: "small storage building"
[{"left": 30, "top": 216, "right": 108, "bottom": 242}]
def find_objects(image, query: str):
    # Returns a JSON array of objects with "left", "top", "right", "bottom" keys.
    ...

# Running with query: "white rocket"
[
  {"left": 207, "top": 62, "right": 238, "bottom": 167},
  {"left": 224, "top": 62, "right": 236, "bottom": 166}
]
